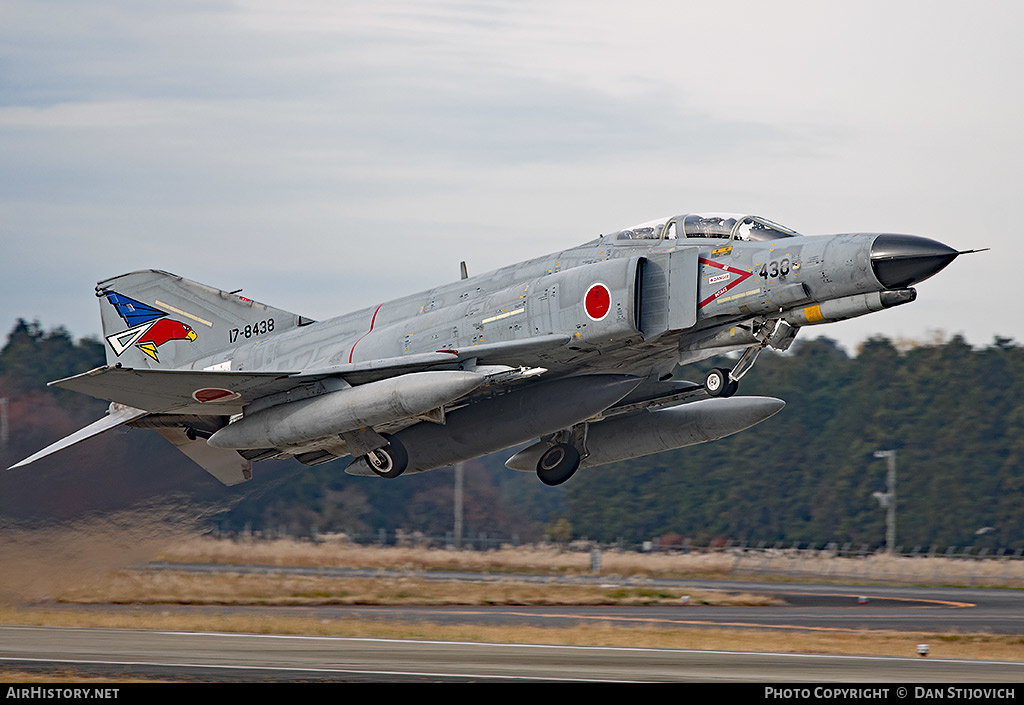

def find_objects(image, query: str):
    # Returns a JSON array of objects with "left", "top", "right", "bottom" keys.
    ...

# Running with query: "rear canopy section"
[{"left": 609, "top": 213, "right": 802, "bottom": 243}]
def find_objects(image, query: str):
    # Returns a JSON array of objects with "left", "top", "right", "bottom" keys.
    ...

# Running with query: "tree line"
[{"left": 1, "top": 319, "right": 1020, "bottom": 549}]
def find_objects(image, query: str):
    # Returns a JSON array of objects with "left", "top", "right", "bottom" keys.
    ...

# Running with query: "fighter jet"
[{"left": 10, "top": 213, "right": 969, "bottom": 486}]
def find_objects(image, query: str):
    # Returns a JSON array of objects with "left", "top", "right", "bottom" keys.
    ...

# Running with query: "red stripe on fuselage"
[{"left": 349, "top": 304, "right": 384, "bottom": 363}]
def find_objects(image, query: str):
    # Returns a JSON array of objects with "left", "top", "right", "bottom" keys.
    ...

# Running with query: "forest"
[{"left": 0, "top": 319, "right": 1021, "bottom": 550}]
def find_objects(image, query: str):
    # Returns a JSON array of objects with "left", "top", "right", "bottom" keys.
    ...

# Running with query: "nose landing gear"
[{"left": 703, "top": 368, "right": 739, "bottom": 397}]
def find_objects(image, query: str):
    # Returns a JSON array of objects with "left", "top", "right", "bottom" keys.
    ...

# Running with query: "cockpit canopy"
[{"left": 609, "top": 213, "right": 801, "bottom": 243}]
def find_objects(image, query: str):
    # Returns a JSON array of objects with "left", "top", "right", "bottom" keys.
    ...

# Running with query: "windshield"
[{"left": 610, "top": 213, "right": 800, "bottom": 243}]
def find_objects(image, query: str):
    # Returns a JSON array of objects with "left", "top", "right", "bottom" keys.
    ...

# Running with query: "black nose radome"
[{"left": 870, "top": 234, "right": 960, "bottom": 289}]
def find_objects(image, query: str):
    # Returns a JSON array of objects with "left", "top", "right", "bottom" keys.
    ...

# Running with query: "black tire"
[
  {"left": 364, "top": 435, "right": 409, "bottom": 478},
  {"left": 536, "top": 443, "right": 581, "bottom": 486},
  {"left": 724, "top": 379, "right": 739, "bottom": 397},
  {"left": 704, "top": 368, "right": 732, "bottom": 397}
]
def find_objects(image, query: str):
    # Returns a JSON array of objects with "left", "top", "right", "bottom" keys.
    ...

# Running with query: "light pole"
[
  {"left": 873, "top": 449, "right": 897, "bottom": 556},
  {"left": 453, "top": 461, "right": 464, "bottom": 549}
]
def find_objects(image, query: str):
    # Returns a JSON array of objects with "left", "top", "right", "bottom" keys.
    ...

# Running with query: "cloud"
[{"left": 0, "top": 0, "right": 1020, "bottom": 349}]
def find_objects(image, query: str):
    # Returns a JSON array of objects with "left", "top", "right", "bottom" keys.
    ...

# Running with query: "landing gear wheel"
[
  {"left": 536, "top": 443, "right": 581, "bottom": 486},
  {"left": 704, "top": 368, "right": 734, "bottom": 397},
  {"left": 363, "top": 436, "right": 409, "bottom": 478}
]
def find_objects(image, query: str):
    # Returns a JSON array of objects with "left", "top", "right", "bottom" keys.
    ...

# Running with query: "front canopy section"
[{"left": 610, "top": 213, "right": 802, "bottom": 243}]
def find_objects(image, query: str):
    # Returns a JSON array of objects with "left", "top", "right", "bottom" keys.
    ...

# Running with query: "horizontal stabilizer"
[
  {"left": 154, "top": 428, "right": 252, "bottom": 486},
  {"left": 8, "top": 403, "right": 148, "bottom": 469}
]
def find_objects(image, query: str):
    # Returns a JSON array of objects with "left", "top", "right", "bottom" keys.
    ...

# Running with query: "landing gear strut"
[{"left": 701, "top": 318, "right": 797, "bottom": 398}]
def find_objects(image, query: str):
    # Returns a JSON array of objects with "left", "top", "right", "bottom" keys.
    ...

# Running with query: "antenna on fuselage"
[{"left": 460, "top": 261, "right": 469, "bottom": 280}]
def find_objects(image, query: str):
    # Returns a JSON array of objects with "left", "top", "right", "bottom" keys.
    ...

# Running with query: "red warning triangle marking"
[{"left": 697, "top": 258, "right": 755, "bottom": 309}]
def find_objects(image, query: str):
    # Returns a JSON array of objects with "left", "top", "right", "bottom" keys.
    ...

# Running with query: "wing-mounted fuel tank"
[{"left": 208, "top": 370, "right": 486, "bottom": 450}]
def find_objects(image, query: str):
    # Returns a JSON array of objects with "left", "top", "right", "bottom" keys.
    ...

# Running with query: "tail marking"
[{"left": 102, "top": 292, "right": 197, "bottom": 362}]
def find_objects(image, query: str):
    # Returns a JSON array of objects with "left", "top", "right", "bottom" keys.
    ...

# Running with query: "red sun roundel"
[
  {"left": 584, "top": 283, "right": 611, "bottom": 321},
  {"left": 192, "top": 388, "right": 241, "bottom": 403}
]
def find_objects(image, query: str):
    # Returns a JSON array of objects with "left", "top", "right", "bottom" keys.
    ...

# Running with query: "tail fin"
[{"left": 97, "top": 270, "right": 314, "bottom": 369}]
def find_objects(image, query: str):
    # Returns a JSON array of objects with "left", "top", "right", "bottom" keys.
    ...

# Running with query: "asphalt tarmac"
[
  {"left": 3, "top": 569, "right": 1023, "bottom": 682},
  {"left": 2, "top": 624, "right": 1023, "bottom": 683}
]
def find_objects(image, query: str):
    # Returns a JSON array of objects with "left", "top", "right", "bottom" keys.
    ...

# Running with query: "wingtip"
[{"left": 8, "top": 456, "right": 37, "bottom": 471}]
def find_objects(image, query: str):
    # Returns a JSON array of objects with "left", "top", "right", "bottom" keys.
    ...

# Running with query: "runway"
[
  {"left": 1, "top": 625, "right": 1022, "bottom": 683},
  {"left": 4, "top": 571, "right": 1024, "bottom": 682}
]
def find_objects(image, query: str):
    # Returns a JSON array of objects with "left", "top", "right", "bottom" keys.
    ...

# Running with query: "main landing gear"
[
  {"left": 536, "top": 442, "right": 582, "bottom": 486},
  {"left": 362, "top": 436, "right": 409, "bottom": 478}
]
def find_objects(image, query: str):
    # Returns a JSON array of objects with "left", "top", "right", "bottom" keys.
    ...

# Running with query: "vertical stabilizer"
[{"left": 96, "top": 270, "right": 314, "bottom": 370}]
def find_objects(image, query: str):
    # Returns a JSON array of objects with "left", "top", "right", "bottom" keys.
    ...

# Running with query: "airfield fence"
[{"left": 221, "top": 526, "right": 1024, "bottom": 587}]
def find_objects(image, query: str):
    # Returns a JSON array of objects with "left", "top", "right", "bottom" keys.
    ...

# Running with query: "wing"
[
  {"left": 48, "top": 333, "right": 570, "bottom": 414},
  {"left": 11, "top": 334, "right": 571, "bottom": 482},
  {"left": 51, "top": 367, "right": 302, "bottom": 415}
]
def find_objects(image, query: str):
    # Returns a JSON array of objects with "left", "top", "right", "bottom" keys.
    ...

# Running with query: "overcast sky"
[{"left": 1, "top": 1, "right": 1021, "bottom": 356}]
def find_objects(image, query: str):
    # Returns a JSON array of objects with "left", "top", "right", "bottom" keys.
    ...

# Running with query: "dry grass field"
[
  {"left": 2, "top": 534, "right": 1024, "bottom": 679},
  {"left": 157, "top": 535, "right": 1024, "bottom": 587},
  {"left": 55, "top": 570, "right": 784, "bottom": 607},
  {"left": 160, "top": 535, "right": 750, "bottom": 577}
]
